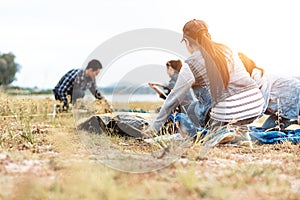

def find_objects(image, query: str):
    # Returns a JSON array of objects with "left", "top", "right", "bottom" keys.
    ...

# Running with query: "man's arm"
[{"left": 89, "top": 81, "right": 103, "bottom": 100}]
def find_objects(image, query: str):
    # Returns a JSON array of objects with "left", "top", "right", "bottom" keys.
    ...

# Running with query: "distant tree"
[{"left": 0, "top": 52, "right": 20, "bottom": 86}]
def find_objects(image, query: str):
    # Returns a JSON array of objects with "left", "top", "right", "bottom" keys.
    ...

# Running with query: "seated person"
[
  {"left": 149, "top": 59, "right": 194, "bottom": 113},
  {"left": 144, "top": 19, "right": 265, "bottom": 144},
  {"left": 238, "top": 52, "right": 300, "bottom": 129}
]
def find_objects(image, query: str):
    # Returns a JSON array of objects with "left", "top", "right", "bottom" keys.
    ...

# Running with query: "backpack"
[{"left": 77, "top": 114, "right": 149, "bottom": 138}]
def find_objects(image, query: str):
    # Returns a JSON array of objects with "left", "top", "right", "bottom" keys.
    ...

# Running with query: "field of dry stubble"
[{"left": 0, "top": 92, "right": 299, "bottom": 200}]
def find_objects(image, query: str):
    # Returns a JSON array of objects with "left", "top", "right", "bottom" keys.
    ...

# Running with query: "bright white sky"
[{"left": 1, "top": 0, "right": 299, "bottom": 89}]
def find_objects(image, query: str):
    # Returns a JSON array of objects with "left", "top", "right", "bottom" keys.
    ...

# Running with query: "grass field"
[{"left": 0, "top": 92, "right": 299, "bottom": 200}]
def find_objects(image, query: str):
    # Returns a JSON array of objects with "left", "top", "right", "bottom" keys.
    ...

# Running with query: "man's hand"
[
  {"left": 62, "top": 102, "right": 69, "bottom": 112},
  {"left": 94, "top": 97, "right": 113, "bottom": 113},
  {"left": 96, "top": 96, "right": 104, "bottom": 100},
  {"left": 95, "top": 89, "right": 103, "bottom": 100},
  {"left": 102, "top": 98, "right": 113, "bottom": 113}
]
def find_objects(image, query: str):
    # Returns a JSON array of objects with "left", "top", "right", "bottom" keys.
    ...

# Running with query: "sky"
[{"left": 1, "top": 0, "right": 300, "bottom": 89}]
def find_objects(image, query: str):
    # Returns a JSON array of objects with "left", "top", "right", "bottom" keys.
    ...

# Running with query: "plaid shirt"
[{"left": 53, "top": 69, "right": 99, "bottom": 105}]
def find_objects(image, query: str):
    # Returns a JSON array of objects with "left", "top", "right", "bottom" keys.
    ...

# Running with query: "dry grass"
[{"left": 0, "top": 92, "right": 300, "bottom": 200}]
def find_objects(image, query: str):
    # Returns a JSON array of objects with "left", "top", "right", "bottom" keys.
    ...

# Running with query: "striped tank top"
[{"left": 210, "top": 88, "right": 264, "bottom": 122}]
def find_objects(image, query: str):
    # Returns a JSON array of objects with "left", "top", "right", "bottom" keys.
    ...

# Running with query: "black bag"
[
  {"left": 77, "top": 114, "right": 149, "bottom": 138},
  {"left": 77, "top": 115, "right": 110, "bottom": 134}
]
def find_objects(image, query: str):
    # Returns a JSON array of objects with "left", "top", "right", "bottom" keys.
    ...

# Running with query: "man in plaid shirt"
[{"left": 53, "top": 59, "right": 104, "bottom": 111}]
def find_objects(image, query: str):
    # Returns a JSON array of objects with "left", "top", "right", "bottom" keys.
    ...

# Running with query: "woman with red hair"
[{"left": 145, "top": 19, "right": 264, "bottom": 142}]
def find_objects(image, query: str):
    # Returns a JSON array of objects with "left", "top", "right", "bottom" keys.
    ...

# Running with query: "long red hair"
[{"left": 183, "top": 19, "right": 233, "bottom": 91}]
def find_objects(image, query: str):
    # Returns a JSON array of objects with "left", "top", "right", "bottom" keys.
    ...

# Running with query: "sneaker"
[
  {"left": 262, "top": 114, "right": 298, "bottom": 130},
  {"left": 229, "top": 126, "right": 252, "bottom": 148},
  {"left": 203, "top": 126, "right": 236, "bottom": 147}
]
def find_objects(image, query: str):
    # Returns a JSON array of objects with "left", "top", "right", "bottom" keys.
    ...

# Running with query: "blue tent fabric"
[
  {"left": 169, "top": 113, "right": 300, "bottom": 144},
  {"left": 169, "top": 113, "right": 207, "bottom": 138},
  {"left": 248, "top": 126, "right": 300, "bottom": 144}
]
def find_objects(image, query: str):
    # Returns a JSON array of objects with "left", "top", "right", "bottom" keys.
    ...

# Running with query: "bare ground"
[
  {"left": 1, "top": 123, "right": 299, "bottom": 200},
  {"left": 0, "top": 95, "right": 299, "bottom": 200}
]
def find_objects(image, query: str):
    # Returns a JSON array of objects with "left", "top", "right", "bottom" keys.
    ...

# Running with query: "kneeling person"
[{"left": 53, "top": 59, "right": 104, "bottom": 111}]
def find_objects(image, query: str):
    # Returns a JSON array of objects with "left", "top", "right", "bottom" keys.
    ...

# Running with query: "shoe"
[
  {"left": 262, "top": 114, "right": 298, "bottom": 130},
  {"left": 203, "top": 126, "right": 236, "bottom": 147},
  {"left": 229, "top": 126, "right": 252, "bottom": 148}
]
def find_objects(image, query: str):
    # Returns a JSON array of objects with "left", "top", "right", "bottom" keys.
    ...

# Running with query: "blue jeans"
[
  {"left": 71, "top": 88, "right": 85, "bottom": 104},
  {"left": 261, "top": 76, "right": 300, "bottom": 120},
  {"left": 187, "top": 87, "right": 212, "bottom": 127}
]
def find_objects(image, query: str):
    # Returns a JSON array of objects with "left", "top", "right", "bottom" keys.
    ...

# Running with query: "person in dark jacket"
[{"left": 53, "top": 59, "right": 104, "bottom": 111}]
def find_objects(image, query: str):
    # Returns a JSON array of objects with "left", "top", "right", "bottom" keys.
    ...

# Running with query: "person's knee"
[
  {"left": 72, "top": 89, "right": 85, "bottom": 103},
  {"left": 187, "top": 102, "right": 197, "bottom": 124}
]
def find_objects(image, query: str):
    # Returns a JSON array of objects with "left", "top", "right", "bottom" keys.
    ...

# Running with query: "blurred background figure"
[
  {"left": 149, "top": 59, "right": 194, "bottom": 113},
  {"left": 239, "top": 52, "right": 300, "bottom": 129},
  {"left": 53, "top": 59, "right": 105, "bottom": 112}
]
